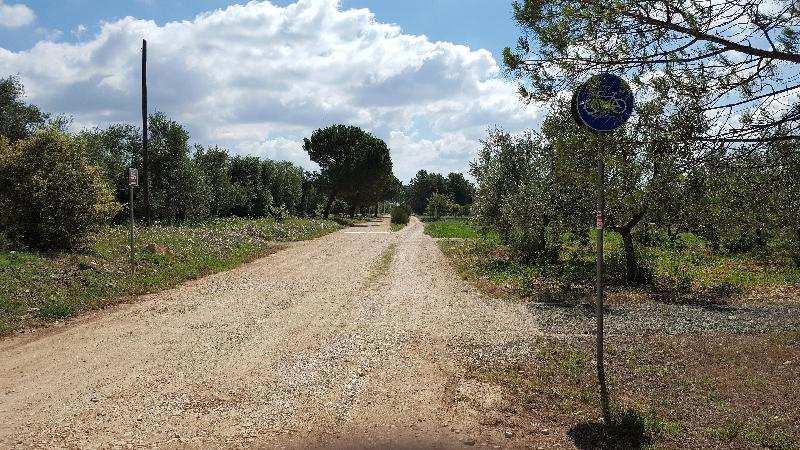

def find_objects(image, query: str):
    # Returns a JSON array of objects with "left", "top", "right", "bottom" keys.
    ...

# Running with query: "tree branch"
[{"left": 615, "top": 7, "right": 800, "bottom": 64}]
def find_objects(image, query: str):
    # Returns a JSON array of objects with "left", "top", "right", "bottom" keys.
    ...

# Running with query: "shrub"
[
  {"left": 391, "top": 204, "right": 411, "bottom": 225},
  {"left": 0, "top": 129, "right": 120, "bottom": 250},
  {"left": 721, "top": 229, "right": 768, "bottom": 254}
]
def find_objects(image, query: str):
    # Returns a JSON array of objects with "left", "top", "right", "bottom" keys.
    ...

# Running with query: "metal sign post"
[
  {"left": 128, "top": 168, "right": 139, "bottom": 270},
  {"left": 594, "top": 139, "right": 610, "bottom": 423},
  {"left": 571, "top": 73, "right": 634, "bottom": 425}
]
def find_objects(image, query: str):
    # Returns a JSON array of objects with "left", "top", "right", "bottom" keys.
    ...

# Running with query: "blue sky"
[
  {"left": 1, "top": 1, "right": 520, "bottom": 62},
  {"left": 0, "top": 0, "right": 538, "bottom": 180}
]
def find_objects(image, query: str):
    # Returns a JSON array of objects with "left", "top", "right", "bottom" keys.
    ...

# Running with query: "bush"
[
  {"left": 0, "top": 129, "right": 120, "bottom": 250},
  {"left": 391, "top": 204, "right": 411, "bottom": 225},
  {"left": 721, "top": 229, "right": 768, "bottom": 254}
]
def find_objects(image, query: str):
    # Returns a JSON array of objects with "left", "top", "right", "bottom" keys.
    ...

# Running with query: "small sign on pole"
[{"left": 128, "top": 168, "right": 139, "bottom": 187}]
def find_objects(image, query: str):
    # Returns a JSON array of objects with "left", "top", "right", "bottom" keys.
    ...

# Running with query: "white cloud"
[
  {"left": 72, "top": 24, "right": 88, "bottom": 39},
  {"left": 0, "top": 1, "right": 35, "bottom": 28},
  {"left": 0, "top": 0, "right": 541, "bottom": 180}
]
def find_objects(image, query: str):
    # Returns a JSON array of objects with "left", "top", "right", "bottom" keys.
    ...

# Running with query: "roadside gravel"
[{"left": 530, "top": 302, "right": 800, "bottom": 336}]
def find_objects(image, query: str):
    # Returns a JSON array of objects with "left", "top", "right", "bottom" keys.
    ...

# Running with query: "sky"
[{"left": 0, "top": 0, "right": 540, "bottom": 181}]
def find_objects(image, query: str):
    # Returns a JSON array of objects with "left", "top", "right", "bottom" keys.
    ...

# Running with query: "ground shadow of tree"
[
  {"left": 649, "top": 282, "right": 743, "bottom": 307},
  {"left": 568, "top": 410, "right": 653, "bottom": 449}
]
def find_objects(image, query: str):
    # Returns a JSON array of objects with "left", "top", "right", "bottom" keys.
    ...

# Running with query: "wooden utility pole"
[{"left": 142, "top": 39, "right": 151, "bottom": 225}]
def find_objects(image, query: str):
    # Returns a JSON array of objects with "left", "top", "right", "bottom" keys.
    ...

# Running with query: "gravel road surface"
[{"left": 0, "top": 217, "right": 543, "bottom": 449}]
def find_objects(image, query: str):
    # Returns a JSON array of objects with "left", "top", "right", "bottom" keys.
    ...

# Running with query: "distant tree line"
[
  {"left": 0, "top": 76, "right": 400, "bottom": 250},
  {"left": 406, "top": 170, "right": 475, "bottom": 217},
  {"left": 76, "top": 114, "right": 322, "bottom": 223}
]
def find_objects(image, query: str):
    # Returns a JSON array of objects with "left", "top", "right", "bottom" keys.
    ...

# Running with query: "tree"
[
  {"left": 383, "top": 175, "right": 405, "bottom": 204},
  {"left": 77, "top": 124, "right": 141, "bottom": 221},
  {"left": 355, "top": 172, "right": 399, "bottom": 217},
  {"left": 408, "top": 170, "right": 448, "bottom": 214},
  {"left": 299, "top": 171, "right": 326, "bottom": 217},
  {"left": 229, "top": 155, "right": 268, "bottom": 218},
  {"left": 194, "top": 145, "right": 235, "bottom": 218},
  {"left": 262, "top": 160, "right": 304, "bottom": 216},
  {"left": 303, "top": 125, "right": 393, "bottom": 218},
  {"left": 0, "top": 76, "right": 48, "bottom": 142},
  {"left": 406, "top": 170, "right": 473, "bottom": 214},
  {"left": 0, "top": 129, "right": 119, "bottom": 250},
  {"left": 504, "top": 0, "right": 800, "bottom": 143},
  {"left": 146, "top": 113, "right": 210, "bottom": 222},
  {"left": 426, "top": 193, "right": 455, "bottom": 219},
  {"left": 717, "top": 132, "right": 800, "bottom": 261},
  {"left": 759, "top": 137, "right": 800, "bottom": 264},
  {"left": 446, "top": 172, "right": 475, "bottom": 206},
  {"left": 539, "top": 99, "right": 707, "bottom": 282},
  {"left": 471, "top": 129, "right": 558, "bottom": 261}
]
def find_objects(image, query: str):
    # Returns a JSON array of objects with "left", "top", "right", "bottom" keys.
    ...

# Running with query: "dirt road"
[{"left": 0, "top": 217, "right": 543, "bottom": 449}]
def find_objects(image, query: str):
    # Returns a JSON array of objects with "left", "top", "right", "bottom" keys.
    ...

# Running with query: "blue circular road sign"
[{"left": 571, "top": 73, "right": 634, "bottom": 133}]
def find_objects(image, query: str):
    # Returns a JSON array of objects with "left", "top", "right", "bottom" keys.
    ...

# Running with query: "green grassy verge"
[
  {"left": 424, "top": 219, "right": 479, "bottom": 239},
  {"left": 368, "top": 243, "right": 397, "bottom": 286},
  {"left": 437, "top": 222, "right": 800, "bottom": 304},
  {"left": 0, "top": 217, "right": 343, "bottom": 334},
  {"left": 457, "top": 333, "right": 800, "bottom": 449},
  {"left": 419, "top": 215, "right": 470, "bottom": 223}
]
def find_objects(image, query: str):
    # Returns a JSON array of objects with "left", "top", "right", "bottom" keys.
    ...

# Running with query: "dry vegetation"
[{"left": 449, "top": 333, "right": 800, "bottom": 449}]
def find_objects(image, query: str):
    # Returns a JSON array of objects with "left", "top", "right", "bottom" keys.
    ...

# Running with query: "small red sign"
[{"left": 596, "top": 212, "right": 604, "bottom": 230}]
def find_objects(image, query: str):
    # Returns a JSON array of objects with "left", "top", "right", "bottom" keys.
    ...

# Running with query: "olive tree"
[
  {"left": 0, "top": 76, "right": 48, "bottom": 143},
  {"left": 146, "top": 113, "right": 210, "bottom": 222},
  {"left": 471, "top": 129, "right": 559, "bottom": 261}
]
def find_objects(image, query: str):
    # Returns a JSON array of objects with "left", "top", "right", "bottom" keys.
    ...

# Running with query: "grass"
[
  {"left": 0, "top": 217, "right": 343, "bottom": 335},
  {"left": 436, "top": 221, "right": 800, "bottom": 305},
  {"left": 424, "top": 219, "right": 479, "bottom": 239},
  {"left": 368, "top": 243, "right": 396, "bottom": 286},
  {"left": 455, "top": 333, "right": 800, "bottom": 449},
  {"left": 419, "top": 215, "right": 470, "bottom": 223}
]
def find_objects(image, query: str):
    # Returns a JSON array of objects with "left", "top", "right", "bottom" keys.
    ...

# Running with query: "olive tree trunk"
[
  {"left": 610, "top": 208, "right": 647, "bottom": 284},
  {"left": 323, "top": 192, "right": 337, "bottom": 218}
]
